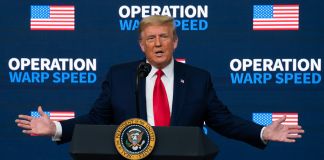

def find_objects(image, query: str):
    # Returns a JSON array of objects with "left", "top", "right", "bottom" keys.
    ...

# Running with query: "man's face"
[{"left": 139, "top": 24, "right": 178, "bottom": 69}]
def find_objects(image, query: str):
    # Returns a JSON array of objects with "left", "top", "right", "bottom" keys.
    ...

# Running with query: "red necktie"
[{"left": 153, "top": 69, "right": 170, "bottom": 126}]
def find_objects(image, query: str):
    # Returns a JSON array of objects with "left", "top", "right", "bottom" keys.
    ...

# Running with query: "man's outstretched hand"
[
  {"left": 262, "top": 116, "right": 305, "bottom": 143},
  {"left": 15, "top": 106, "right": 56, "bottom": 136}
]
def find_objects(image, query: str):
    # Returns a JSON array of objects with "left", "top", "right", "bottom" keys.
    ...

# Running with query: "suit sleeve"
[
  {"left": 204, "top": 73, "right": 266, "bottom": 149},
  {"left": 57, "top": 68, "right": 114, "bottom": 144}
]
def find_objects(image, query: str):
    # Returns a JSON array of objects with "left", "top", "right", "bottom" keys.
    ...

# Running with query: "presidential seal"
[{"left": 114, "top": 118, "right": 156, "bottom": 160}]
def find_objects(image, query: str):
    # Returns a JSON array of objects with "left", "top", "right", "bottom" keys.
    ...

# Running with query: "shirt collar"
[{"left": 147, "top": 58, "right": 174, "bottom": 80}]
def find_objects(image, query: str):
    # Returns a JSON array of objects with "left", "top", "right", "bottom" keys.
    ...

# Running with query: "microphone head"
[{"left": 137, "top": 62, "right": 152, "bottom": 78}]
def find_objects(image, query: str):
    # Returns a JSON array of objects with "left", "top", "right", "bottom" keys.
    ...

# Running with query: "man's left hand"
[{"left": 262, "top": 116, "right": 305, "bottom": 143}]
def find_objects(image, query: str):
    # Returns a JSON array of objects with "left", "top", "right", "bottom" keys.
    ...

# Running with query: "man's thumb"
[
  {"left": 274, "top": 115, "right": 286, "bottom": 125},
  {"left": 38, "top": 106, "right": 47, "bottom": 117}
]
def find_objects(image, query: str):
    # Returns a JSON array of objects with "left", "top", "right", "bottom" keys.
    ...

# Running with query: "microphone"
[
  {"left": 135, "top": 62, "right": 152, "bottom": 118},
  {"left": 137, "top": 62, "right": 152, "bottom": 78}
]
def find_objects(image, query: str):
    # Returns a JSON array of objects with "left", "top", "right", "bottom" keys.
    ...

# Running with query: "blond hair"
[{"left": 139, "top": 15, "right": 177, "bottom": 40}]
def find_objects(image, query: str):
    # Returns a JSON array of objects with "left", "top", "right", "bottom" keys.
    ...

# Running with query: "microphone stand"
[
  {"left": 135, "top": 62, "right": 151, "bottom": 118},
  {"left": 135, "top": 74, "right": 141, "bottom": 118}
]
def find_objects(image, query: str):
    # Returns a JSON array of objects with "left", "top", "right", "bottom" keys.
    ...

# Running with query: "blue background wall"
[{"left": 1, "top": 0, "right": 323, "bottom": 159}]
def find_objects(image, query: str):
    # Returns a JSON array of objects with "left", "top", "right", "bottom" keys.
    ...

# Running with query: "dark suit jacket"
[{"left": 60, "top": 60, "right": 266, "bottom": 149}]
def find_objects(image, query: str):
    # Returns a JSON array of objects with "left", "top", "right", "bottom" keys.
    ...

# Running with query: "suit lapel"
[{"left": 170, "top": 61, "right": 186, "bottom": 125}]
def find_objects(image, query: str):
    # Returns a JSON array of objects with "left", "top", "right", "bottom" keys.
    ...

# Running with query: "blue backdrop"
[{"left": 1, "top": 0, "right": 323, "bottom": 159}]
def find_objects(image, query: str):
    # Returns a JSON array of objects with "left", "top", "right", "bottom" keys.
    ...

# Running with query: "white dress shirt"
[{"left": 145, "top": 59, "right": 174, "bottom": 126}]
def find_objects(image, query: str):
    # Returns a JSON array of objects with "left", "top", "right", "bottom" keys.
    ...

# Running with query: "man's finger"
[
  {"left": 288, "top": 125, "right": 302, "bottom": 129},
  {"left": 22, "top": 130, "right": 33, "bottom": 135},
  {"left": 284, "top": 139, "right": 296, "bottom": 143},
  {"left": 15, "top": 119, "right": 30, "bottom": 125},
  {"left": 288, "top": 129, "right": 305, "bottom": 134},
  {"left": 287, "top": 134, "right": 302, "bottom": 139},
  {"left": 18, "top": 115, "right": 33, "bottom": 121},
  {"left": 17, "top": 123, "right": 31, "bottom": 130}
]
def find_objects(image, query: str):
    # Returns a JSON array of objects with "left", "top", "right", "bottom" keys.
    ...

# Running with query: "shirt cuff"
[
  {"left": 51, "top": 121, "right": 62, "bottom": 141},
  {"left": 260, "top": 127, "right": 268, "bottom": 144}
]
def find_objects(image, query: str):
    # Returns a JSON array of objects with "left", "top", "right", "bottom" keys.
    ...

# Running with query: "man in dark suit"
[{"left": 16, "top": 15, "right": 304, "bottom": 148}]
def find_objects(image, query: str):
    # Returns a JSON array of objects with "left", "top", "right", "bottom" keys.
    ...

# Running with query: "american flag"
[
  {"left": 31, "top": 111, "right": 75, "bottom": 121},
  {"left": 30, "top": 5, "right": 75, "bottom": 30},
  {"left": 253, "top": 4, "right": 299, "bottom": 30},
  {"left": 176, "top": 58, "right": 186, "bottom": 64},
  {"left": 252, "top": 112, "right": 298, "bottom": 126}
]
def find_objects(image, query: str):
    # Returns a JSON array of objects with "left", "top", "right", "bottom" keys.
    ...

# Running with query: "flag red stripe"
[{"left": 273, "top": 4, "right": 299, "bottom": 7}]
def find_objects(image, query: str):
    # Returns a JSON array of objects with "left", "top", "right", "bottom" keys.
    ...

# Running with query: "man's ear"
[
  {"left": 173, "top": 38, "right": 178, "bottom": 50},
  {"left": 139, "top": 40, "right": 145, "bottom": 53}
]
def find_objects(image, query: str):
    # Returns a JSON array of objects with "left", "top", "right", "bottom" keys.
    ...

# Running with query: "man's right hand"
[{"left": 15, "top": 106, "right": 56, "bottom": 136}]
